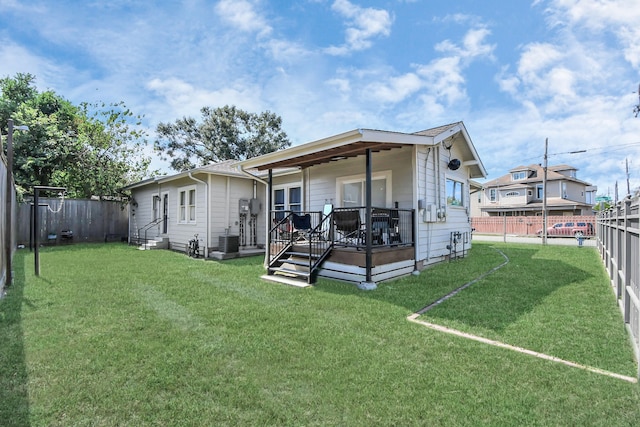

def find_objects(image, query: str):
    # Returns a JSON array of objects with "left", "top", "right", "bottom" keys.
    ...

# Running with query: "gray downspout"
[{"left": 188, "top": 172, "right": 209, "bottom": 258}]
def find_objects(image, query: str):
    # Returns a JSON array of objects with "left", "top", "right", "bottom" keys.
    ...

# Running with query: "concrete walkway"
[{"left": 472, "top": 234, "right": 596, "bottom": 247}]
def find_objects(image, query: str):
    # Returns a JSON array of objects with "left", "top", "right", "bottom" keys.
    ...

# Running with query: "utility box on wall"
[
  {"left": 239, "top": 199, "right": 250, "bottom": 214},
  {"left": 249, "top": 198, "right": 261, "bottom": 215},
  {"left": 423, "top": 204, "right": 436, "bottom": 223}
]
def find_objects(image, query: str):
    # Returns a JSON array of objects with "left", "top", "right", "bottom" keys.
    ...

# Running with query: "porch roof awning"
[
  {"left": 237, "top": 123, "right": 487, "bottom": 178},
  {"left": 237, "top": 128, "right": 431, "bottom": 171}
]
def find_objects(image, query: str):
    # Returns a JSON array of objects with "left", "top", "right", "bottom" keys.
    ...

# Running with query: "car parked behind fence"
[{"left": 537, "top": 221, "right": 594, "bottom": 237}]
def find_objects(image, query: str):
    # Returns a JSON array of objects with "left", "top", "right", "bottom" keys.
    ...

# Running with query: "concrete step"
[
  {"left": 138, "top": 237, "right": 169, "bottom": 250},
  {"left": 260, "top": 274, "right": 312, "bottom": 288}
]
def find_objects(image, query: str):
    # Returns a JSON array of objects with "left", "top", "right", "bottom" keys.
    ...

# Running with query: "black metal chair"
[
  {"left": 291, "top": 213, "right": 313, "bottom": 242},
  {"left": 333, "top": 210, "right": 362, "bottom": 246}
]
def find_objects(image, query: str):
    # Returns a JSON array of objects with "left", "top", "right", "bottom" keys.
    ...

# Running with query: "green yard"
[{"left": 1, "top": 242, "right": 638, "bottom": 426}]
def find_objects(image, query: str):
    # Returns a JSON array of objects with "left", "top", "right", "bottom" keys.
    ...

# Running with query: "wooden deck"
[{"left": 327, "top": 246, "right": 414, "bottom": 267}]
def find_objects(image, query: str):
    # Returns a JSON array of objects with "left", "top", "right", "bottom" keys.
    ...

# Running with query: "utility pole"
[
  {"left": 542, "top": 138, "right": 548, "bottom": 245},
  {"left": 626, "top": 158, "right": 631, "bottom": 197}
]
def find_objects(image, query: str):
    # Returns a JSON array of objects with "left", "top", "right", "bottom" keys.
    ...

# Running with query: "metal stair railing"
[
  {"left": 134, "top": 217, "right": 166, "bottom": 247},
  {"left": 267, "top": 210, "right": 335, "bottom": 283}
]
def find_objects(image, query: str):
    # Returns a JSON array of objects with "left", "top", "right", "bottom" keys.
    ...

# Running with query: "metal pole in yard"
[
  {"left": 34, "top": 187, "right": 40, "bottom": 276},
  {"left": 542, "top": 138, "right": 548, "bottom": 245},
  {"left": 365, "top": 149, "right": 372, "bottom": 284},
  {"left": 32, "top": 185, "right": 66, "bottom": 277},
  {"left": 5, "top": 119, "right": 28, "bottom": 286}
]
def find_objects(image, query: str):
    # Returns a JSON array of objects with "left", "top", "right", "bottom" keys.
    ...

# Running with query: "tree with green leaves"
[
  {"left": 0, "top": 73, "right": 155, "bottom": 199},
  {"left": 154, "top": 105, "right": 291, "bottom": 171}
]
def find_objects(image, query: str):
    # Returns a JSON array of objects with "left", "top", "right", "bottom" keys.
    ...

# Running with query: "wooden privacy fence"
[
  {"left": 0, "top": 158, "right": 17, "bottom": 292},
  {"left": 471, "top": 215, "right": 596, "bottom": 237},
  {"left": 16, "top": 198, "right": 129, "bottom": 246},
  {"left": 597, "top": 198, "right": 640, "bottom": 378}
]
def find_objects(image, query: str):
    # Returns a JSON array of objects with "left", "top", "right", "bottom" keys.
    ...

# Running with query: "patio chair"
[
  {"left": 291, "top": 213, "right": 313, "bottom": 242},
  {"left": 333, "top": 210, "right": 363, "bottom": 246}
]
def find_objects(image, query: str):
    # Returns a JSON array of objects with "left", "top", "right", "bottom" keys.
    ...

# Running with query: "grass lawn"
[{"left": 1, "top": 242, "right": 639, "bottom": 426}]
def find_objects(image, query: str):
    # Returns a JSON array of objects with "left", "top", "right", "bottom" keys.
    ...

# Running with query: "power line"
[{"left": 521, "top": 141, "right": 640, "bottom": 162}]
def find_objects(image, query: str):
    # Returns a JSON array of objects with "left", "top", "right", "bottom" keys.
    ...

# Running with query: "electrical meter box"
[
  {"left": 239, "top": 198, "right": 250, "bottom": 214},
  {"left": 249, "top": 198, "right": 261, "bottom": 215}
]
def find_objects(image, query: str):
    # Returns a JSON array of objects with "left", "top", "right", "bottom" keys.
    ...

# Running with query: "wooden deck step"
[
  {"left": 288, "top": 251, "right": 321, "bottom": 258},
  {"left": 284, "top": 258, "right": 313, "bottom": 267},
  {"left": 271, "top": 267, "right": 311, "bottom": 277}
]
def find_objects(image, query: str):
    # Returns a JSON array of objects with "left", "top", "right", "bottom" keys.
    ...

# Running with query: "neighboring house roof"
[
  {"left": 238, "top": 122, "right": 487, "bottom": 179},
  {"left": 483, "top": 163, "right": 592, "bottom": 187},
  {"left": 481, "top": 197, "right": 594, "bottom": 212}
]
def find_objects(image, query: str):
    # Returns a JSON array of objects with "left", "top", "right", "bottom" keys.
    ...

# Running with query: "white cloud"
[
  {"left": 264, "top": 38, "right": 311, "bottom": 63},
  {"left": 146, "top": 77, "right": 264, "bottom": 120},
  {"left": 214, "top": 0, "right": 272, "bottom": 37},
  {"left": 436, "top": 26, "right": 495, "bottom": 60},
  {"left": 544, "top": 0, "right": 640, "bottom": 70},
  {"left": 325, "top": 0, "right": 393, "bottom": 55},
  {"left": 360, "top": 23, "right": 493, "bottom": 108}
]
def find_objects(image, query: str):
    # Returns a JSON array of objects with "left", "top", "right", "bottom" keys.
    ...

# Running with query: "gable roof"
[
  {"left": 483, "top": 163, "right": 592, "bottom": 187},
  {"left": 238, "top": 122, "right": 487, "bottom": 178},
  {"left": 122, "top": 160, "right": 274, "bottom": 190}
]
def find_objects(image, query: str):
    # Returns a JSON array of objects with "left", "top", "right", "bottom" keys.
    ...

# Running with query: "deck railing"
[
  {"left": 269, "top": 207, "right": 414, "bottom": 253},
  {"left": 332, "top": 206, "right": 414, "bottom": 249}
]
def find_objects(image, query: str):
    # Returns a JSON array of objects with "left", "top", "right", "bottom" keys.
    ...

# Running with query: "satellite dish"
[{"left": 448, "top": 159, "right": 461, "bottom": 170}]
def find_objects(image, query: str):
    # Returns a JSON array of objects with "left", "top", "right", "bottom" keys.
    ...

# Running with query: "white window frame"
[
  {"left": 336, "top": 170, "right": 392, "bottom": 208},
  {"left": 489, "top": 188, "right": 497, "bottom": 202},
  {"left": 178, "top": 185, "right": 197, "bottom": 224},
  {"left": 152, "top": 194, "right": 161, "bottom": 221},
  {"left": 512, "top": 171, "right": 526, "bottom": 181},
  {"left": 273, "top": 183, "right": 303, "bottom": 214},
  {"left": 446, "top": 178, "right": 464, "bottom": 207}
]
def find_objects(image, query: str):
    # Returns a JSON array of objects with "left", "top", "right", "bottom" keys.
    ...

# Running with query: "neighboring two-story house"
[{"left": 472, "top": 164, "right": 597, "bottom": 217}]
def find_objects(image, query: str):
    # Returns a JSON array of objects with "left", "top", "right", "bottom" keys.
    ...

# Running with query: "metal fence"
[{"left": 597, "top": 198, "right": 640, "bottom": 378}]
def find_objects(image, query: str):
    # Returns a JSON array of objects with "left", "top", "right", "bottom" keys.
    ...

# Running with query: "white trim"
[
  {"left": 445, "top": 177, "right": 465, "bottom": 207},
  {"left": 336, "top": 170, "right": 393, "bottom": 208},
  {"left": 273, "top": 182, "right": 303, "bottom": 212},
  {"left": 238, "top": 129, "right": 431, "bottom": 170},
  {"left": 177, "top": 184, "right": 197, "bottom": 224}
]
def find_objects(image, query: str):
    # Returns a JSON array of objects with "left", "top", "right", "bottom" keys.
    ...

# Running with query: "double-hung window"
[
  {"left": 273, "top": 185, "right": 302, "bottom": 220},
  {"left": 178, "top": 186, "right": 196, "bottom": 223}
]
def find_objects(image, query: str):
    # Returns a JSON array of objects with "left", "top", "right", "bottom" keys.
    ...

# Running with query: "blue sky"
[{"left": 1, "top": 0, "right": 640, "bottom": 197}]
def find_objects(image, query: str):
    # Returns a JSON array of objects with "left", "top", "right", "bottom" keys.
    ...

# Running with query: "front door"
[{"left": 162, "top": 194, "right": 168, "bottom": 234}]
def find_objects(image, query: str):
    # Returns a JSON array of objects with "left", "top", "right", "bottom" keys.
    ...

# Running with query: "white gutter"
[
  {"left": 188, "top": 172, "right": 209, "bottom": 258},
  {"left": 237, "top": 165, "right": 269, "bottom": 185}
]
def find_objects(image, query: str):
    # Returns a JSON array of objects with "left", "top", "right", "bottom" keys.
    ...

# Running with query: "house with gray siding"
[
  {"left": 124, "top": 160, "right": 268, "bottom": 258},
  {"left": 237, "top": 122, "right": 486, "bottom": 288}
]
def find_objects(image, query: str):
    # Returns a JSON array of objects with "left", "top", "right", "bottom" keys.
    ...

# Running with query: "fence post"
[
  {"left": 623, "top": 199, "right": 631, "bottom": 323},
  {"left": 502, "top": 215, "right": 506, "bottom": 243}
]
